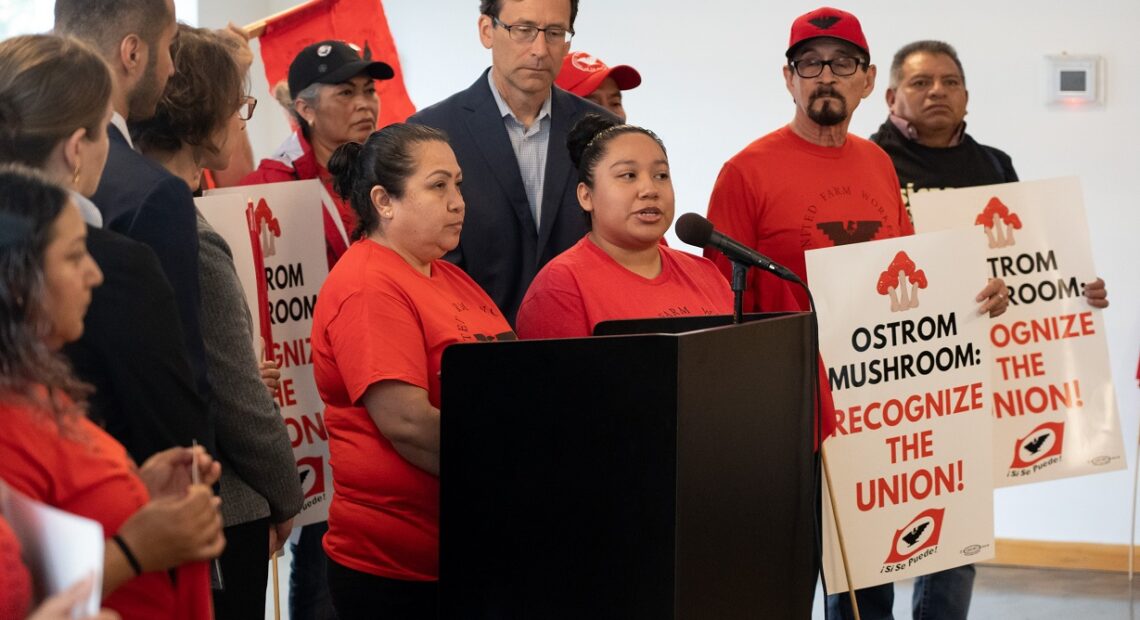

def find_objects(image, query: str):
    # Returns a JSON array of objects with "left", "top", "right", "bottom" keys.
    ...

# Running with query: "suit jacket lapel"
[
  {"left": 536, "top": 89, "right": 574, "bottom": 258},
  {"left": 460, "top": 72, "right": 536, "bottom": 234}
]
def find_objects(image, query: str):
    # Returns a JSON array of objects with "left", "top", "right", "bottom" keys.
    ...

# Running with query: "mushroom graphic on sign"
[
  {"left": 974, "top": 197, "right": 1022, "bottom": 249},
  {"left": 253, "top": 198, "right": 282, "bottom": 257},
  {"left": 876, "top": 251, "right": 927, "bottom": 312}
]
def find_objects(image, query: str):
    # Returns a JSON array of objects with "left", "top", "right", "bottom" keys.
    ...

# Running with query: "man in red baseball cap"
[
  {"left": 704, "top": 7, "right": 1008, "bottom": 620},
  {"left": 556, "top": 51, "right": 641, "bottom": 122}
]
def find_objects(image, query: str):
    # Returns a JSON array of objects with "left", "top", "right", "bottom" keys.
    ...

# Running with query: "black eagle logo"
[
  {"left": 1023, "top": 434, "right": 1050, "bottom": 454},
  {"left": 809, "top": 16, "right": 842, "bottom": 30},
  {"left": 817, "top": 220, "right": 882, "bottom": 246},
  {"left": 901, "top": 522, "right": 930, "bottom": 547}
]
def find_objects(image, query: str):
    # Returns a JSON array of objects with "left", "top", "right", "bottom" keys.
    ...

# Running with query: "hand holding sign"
[{"left": 975, "top": 278, "right": 1010, "bottom": 318}]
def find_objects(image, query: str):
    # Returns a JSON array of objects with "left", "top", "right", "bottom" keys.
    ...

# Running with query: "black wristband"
[{"left": 112, "top": 534, "right": 143, "bottom": 576}]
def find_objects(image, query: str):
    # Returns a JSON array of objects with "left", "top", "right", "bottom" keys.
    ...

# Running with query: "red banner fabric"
[{"left": 258, "top": 0, "right": 416, "bottom": 127}]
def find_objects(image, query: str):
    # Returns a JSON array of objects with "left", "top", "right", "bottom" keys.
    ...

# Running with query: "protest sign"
[
  {"left": 0, "top": 481, "right": 103, "bottom": 615},
  {"left": 806, "top": 228, "right": 994, "bottom": 591},
  {"left": 199, "top": 179, "right": 332, "bottom": 525},
  {"left": 911, "top": 177, "right": 1124, "bottom": 486}
]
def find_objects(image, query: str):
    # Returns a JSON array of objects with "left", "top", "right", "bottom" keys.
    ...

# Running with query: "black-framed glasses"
[
  {"left": 238, "top": 95, "right": 257, "bottom": 121},
  {"left": 492, "top": 17, "right": 574, "bottom": 44},
  {"left": 789, "top": 56, "right": 865, "bottom": 78}
]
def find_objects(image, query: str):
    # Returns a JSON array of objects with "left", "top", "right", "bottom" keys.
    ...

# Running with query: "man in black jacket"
[
  {"left": 54, "top": 0, "right": 215, "bottom": 459},
  {"left": 870, "top": 40, "right": 1017, "bottom": 216},
  {"left": 408, "top": 0, "right": 613, "bottom": 325}
]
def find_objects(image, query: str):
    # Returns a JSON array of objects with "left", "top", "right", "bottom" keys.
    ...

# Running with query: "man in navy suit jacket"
[
  {"left": 409, "top": 0, "right": 612, "bottom": 324},
  {"left": 55, "top": 0, "right": 215, "bottom": 453}
]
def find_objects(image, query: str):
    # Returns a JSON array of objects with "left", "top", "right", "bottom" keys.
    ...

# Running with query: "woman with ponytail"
[
  {"left": 311, "top": 123, "right": 514, "bottom": 619},
  {"left": 515, "top": 114, "right": 734, "bottom": 338}
]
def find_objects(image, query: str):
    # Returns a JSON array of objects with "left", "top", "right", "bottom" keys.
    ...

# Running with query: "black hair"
[
  {"left": 566, "top": 113, "right": 668, "bottom": 230},
  {"left": 328, "top": 123, "right": 451, "bottom": 241},
  {"left": 0, "top": 164, "right": 92, "bottom": 416},
  {"left": 480, "top": 0, "right": 579, "bottom": 28},
  {"left": 889, "top": 40, "right": 965, "bottom": 89},
  {"left": 567, "top": 113, "right": 667, "bottom": 189}
]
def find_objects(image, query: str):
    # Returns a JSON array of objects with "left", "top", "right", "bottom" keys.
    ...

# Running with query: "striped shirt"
[{"left": 488, "top": 71, "right": 552, "bottom": 230}]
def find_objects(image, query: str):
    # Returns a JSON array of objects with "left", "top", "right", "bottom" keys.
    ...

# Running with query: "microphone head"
[{"left": 675, "top": 212, "right": 714, "bottom": 248}]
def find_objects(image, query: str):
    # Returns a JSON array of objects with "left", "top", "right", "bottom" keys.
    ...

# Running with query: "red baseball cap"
[
  {"left": 556, "top": 51, "right": 642, "bottom": 97},
  {"left": 786, "top": 7, "right": 869, "bottom": 59}
]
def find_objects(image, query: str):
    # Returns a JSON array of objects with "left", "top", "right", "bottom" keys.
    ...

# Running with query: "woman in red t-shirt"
[
  {"left": 516, "top": 114, "right": 735, "bottom": 338},
  {"left": 0, "top": 168, "right": 225, "bottom": 620},
  {"left": 313, "top": 123, "right": 514, "bottom": 618}
]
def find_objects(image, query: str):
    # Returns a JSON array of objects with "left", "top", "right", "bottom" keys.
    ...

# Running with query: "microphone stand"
[{"left": 731, "top": 260, "right": 748, "bottom": 324}]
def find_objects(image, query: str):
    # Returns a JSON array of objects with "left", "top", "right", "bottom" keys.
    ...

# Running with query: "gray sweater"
[{"left": 196, "top": 212, "right": 302, "bottom": 527}]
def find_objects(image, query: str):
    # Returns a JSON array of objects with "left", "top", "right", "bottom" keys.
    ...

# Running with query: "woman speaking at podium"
[
  {"left": 515, "top": 114, "right": 733, "bottom": 339},
  {"left": 311, "top": 123, "right": 514, "bottom": 619}
]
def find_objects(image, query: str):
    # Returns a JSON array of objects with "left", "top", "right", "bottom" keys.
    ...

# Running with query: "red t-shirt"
[
  {"left": 311, "top": 240, "right": 514, "bottom": 580},
  {"left": 706, "top": 125, "right": 914, "bottom": 311},
  {"left": 0, "top": 514, "right": 30, "bottom": 619},
  {"left": 240, "top": 131, "right": 356, "bottom": 268},
  {"left": 516, "top": 236, "right": 734, "bottom": 339},
  {"left": 0, "top": 393, "right": 210, "bottom": 620}
]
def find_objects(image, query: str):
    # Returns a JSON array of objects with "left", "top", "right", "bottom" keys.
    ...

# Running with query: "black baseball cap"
[{"left": 288, "top": 40, "right": 394, "bottom": 99}]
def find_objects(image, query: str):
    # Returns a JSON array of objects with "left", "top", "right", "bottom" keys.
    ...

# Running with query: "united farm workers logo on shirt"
[
  {"left": 876, "top": 251, "right": 928, "bottom": 313},
  {"left": 1010, "top": 421, "right": 1065, "bottom": 469},
  {"left": 253, "top": 198, "right": 282, "bottom": 257},
  {"left": 975, "top": 197, "right": 1022, "bottom": 249},
  {"left": 885, "top": 507, "right": 945, "bottom": 565}
]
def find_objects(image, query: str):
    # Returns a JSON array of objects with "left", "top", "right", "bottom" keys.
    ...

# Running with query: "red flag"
[{"left": 257, "top": 0, "right": 415, "bottom": 127}]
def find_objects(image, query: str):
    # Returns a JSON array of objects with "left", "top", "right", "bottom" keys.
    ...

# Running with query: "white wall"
[{"left": 197, "top": 0, "right": 1140, "bottom": 545}]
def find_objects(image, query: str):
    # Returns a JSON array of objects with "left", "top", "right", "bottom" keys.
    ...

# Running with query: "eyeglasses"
[
  {"left": 492, "top": 17, "right": 573, "bottom": 45},
  {"left": 238, "top": 95, "right": 257, "bottom": 121},
  {"left": 789, "top": 56, "right": 866, "bottom": 78}
]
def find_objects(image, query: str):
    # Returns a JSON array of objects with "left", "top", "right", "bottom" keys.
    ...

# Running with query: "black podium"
[{"left": 438, "top": 313, "right": 817, "bottom": 619}]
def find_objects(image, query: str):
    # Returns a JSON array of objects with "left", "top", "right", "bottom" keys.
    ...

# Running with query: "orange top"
[
  {"left": 312, "top": 240, "right": 514, "bottom": 580},
  {"left": 0, "top": 392, "right": 211, "bottom": 620},
  {"left": 516, "top": 236, "right": 734, "bottom": 339}
]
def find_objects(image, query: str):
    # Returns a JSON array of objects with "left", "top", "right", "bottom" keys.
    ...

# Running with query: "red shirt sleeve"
[
  {"left": 327, "top": 288, "right": 430, "bottom": 405},
  {"left": 516, "top": 266, "right": 592, "bottom": 339}
]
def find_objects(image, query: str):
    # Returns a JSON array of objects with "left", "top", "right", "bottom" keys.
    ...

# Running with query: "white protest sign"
[
  {"left": 806, "top": 228, "right": 994, "bottom": 592},
  {"left": 910, "top": 177, "right": 1124, "bottom": 486},
  {"left": 0, "top": 480, "right": 103, "bottom": 615},
  {"left": 199, "top": 179, "right": 333, "bottom": 526}
]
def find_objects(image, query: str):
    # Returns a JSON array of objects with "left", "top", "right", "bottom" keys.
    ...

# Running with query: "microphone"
[{"left": 675, "top": 213, "right": 801, "bottom": 283}]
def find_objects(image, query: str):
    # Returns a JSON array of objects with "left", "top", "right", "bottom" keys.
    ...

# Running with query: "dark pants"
[
  {"left": 290, "top": 522, "right": 338, "bottom": 620},
  {"left": 327, "top": 559, "right": 438, "bottom": 620},
  {"left": 826, "top": 564, "right": 976, "bottom": 620},
  {"left": 212, "top": 517, "right": 269, "bottom": 620}
]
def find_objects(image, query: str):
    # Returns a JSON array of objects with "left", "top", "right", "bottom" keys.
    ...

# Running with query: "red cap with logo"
[
  {"left": 556, "top": 51, "right": 642, "bottom": 97},
  {"left": 786, "top": 7, "right": 869, "bottom": 59}
]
